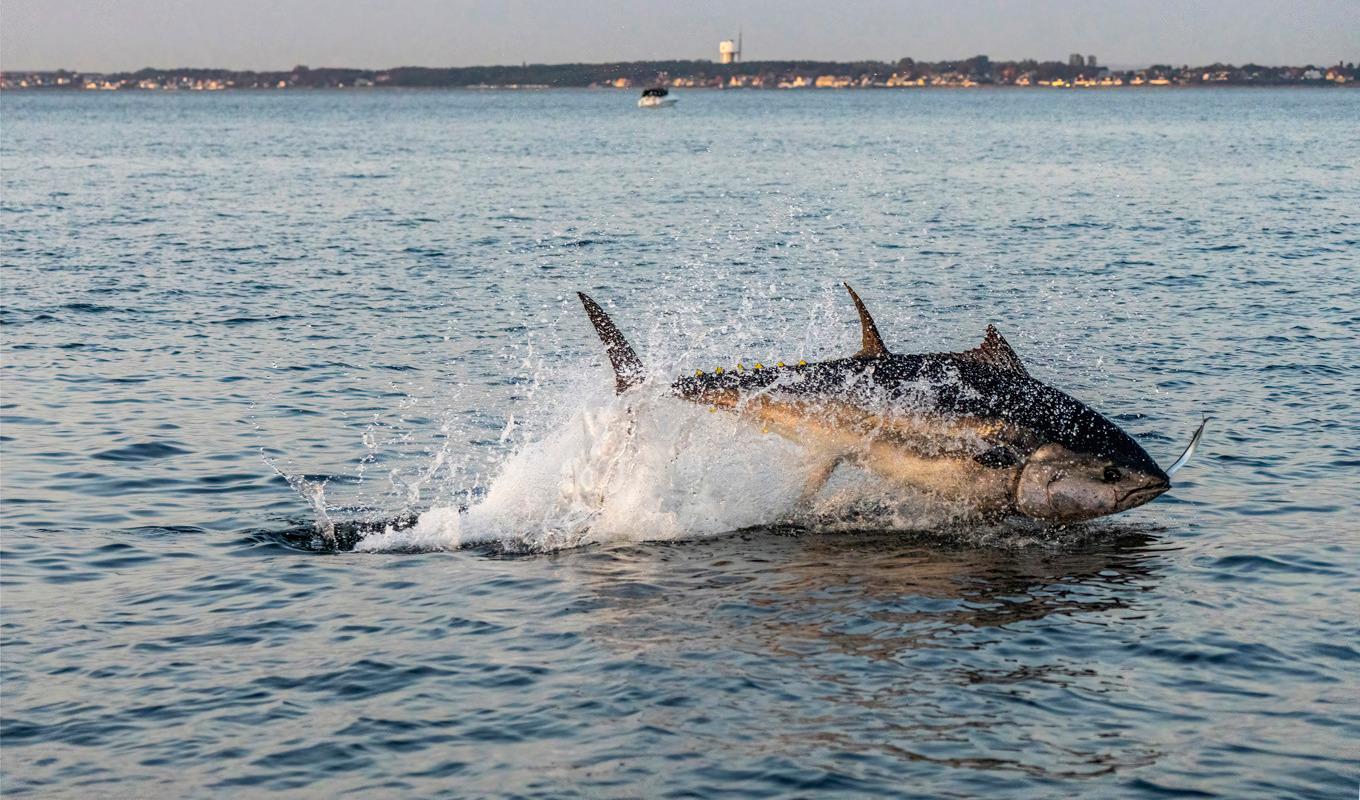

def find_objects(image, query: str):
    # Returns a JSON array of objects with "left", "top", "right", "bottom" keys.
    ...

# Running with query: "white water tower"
[{"left": 719, "top": 30, "right": 742, "bottom": 64}]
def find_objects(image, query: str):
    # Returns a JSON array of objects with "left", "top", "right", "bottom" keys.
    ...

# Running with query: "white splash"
[
  {"left": 356, "top": 392, "right": 792, "bottom": 552},
  {"left": 353, "top": 387, "right": 969, "bottom": 554},
  {"left": 265, "top": 455, "right": 337, "bottom": 547}
]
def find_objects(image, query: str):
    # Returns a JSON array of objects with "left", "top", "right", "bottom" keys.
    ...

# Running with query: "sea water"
[{"left": 2, "top": 88, "right": 1357, "bottom": 797}]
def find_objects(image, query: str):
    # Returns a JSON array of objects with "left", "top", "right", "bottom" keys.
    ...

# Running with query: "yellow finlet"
[
  {"left": 798, "top": 360, "right": 807, "bottom": 366},
  {"left": 777, "top": 361, "right": 786, "bottom": 368},
  {"left": 694, "top": 369, "right": 704, "bottom": 377},
  {"left": 715, "top": 367, "right": 724, "bottom": 375},
  {"left": 754, "top": 363, "right": 764, "bottom": 370}
]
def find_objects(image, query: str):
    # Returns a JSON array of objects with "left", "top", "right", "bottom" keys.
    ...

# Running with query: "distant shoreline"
[
  {"left": 3, "top": 58, "right": 1353, "bottom": 92},
  {"left": 4, "top": 84, "right": 1354, "bottom": 94}
]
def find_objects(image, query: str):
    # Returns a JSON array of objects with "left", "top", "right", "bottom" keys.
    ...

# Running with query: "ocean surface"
[{"left": 2, "top": 88, "right": 1357, "bottom": 797}]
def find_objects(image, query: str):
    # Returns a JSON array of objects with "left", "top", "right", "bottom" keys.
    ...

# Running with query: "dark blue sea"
[{"left": 2, "top": 88, "right": 1357, "bottom": 797}]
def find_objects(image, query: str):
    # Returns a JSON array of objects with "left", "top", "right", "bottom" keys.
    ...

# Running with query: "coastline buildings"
[{"left": 2, "top": 57, "right": 1354, "bottom": 92}]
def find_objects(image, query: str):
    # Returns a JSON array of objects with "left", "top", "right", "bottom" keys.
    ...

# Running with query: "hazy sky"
[{"left": 2, "top": 0, "right": 1355, "bottom": 72}]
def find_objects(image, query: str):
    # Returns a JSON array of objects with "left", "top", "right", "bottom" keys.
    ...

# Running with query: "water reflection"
[
  {"left": 556, "top": 527, "right": 1170, "bottom": 780},
  {"left": 571, "top": 526, "right": 1166, "bottom": 637}
]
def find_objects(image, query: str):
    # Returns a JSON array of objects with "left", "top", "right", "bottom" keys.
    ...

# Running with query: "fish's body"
[{"left": 578, "top": 286, "right": 1205, "bottom": 524}]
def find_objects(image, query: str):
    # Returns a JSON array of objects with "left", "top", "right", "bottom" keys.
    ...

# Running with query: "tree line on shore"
[{"left": 4, "top": 57, "right": 1355, "bottom": 90}]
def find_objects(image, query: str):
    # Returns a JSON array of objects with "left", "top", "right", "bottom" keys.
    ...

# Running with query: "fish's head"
[{"left": 1015, "top": 442, "right": 1170, "bottom": 522}]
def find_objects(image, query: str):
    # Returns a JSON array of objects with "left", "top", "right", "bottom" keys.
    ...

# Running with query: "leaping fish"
[{"left": 578, "top": 285, "right": 1207, "bottom": 524}]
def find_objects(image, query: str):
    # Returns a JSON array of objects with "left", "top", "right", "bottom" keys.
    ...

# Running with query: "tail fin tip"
[{"left": 578, "top": 292, "right": 645, "bottom": 394}]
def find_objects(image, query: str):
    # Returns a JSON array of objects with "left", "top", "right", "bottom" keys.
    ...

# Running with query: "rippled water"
[{"left": 3, "top": 89, "right": 1357, "bottom": 797}]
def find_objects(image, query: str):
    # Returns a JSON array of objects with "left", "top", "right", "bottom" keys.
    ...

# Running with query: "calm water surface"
[{"left": 2, "top": 89, "right": 1357, "bottom": 797}]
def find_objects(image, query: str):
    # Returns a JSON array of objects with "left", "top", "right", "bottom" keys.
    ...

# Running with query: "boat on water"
[{"left": 638, "top": 87, "right": 677, "bottom": 108}]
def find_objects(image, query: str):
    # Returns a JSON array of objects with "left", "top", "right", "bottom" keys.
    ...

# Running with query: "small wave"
[
  {"left": 1209, "top": 553, "right": 1349, "bottom": 577},
  {"left": 91, "top": 442, "right": 192, "bottom": 461},
  {"left": 211, "top": 315, "right": 302, "bottom": 326},
  {"left": 249, "top": 516, "right": 419, "bottom": 553},
  {"left": 60, "top": 302, "right": 117, "bottom": 314}
]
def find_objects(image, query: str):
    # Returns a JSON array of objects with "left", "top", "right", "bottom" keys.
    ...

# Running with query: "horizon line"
[{"left": 5, "top": 55, "right": 1353, "bottom": 74}]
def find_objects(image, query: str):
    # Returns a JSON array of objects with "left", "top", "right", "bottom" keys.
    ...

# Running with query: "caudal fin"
[{"left": 578, "top": 292, "right": 645, "bottom": 393}]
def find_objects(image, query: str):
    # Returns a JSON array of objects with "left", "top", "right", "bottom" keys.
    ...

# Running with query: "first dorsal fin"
[
  {"left": 578, "top": 292, "right": 645, "bottom": 393},
  {"left": 843, "top": 283, "right": 889, "bottom": 359},
  {"left": 961, "top": 325, "right": 1030, "bottom": 377}
]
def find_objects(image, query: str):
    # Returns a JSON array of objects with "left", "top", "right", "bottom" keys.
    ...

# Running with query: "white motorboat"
[{"left": 637, "top": 87, "right": 677, "bottom": 108}]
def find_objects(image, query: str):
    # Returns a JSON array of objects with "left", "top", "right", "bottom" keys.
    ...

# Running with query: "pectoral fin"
[
  {"left": 973, "top": 446, "right": 1020, "bottom": 469},
  {"left": 797, "top": 453, "right": 844, "bottom": 505}
]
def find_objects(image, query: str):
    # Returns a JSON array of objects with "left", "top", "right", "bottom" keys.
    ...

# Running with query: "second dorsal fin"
[
  {"left": 843, "top": 283, "right": 889, "bottom": 359},
  {"left": 961, "top": 325, "right": 1029, "bottom": 377}
]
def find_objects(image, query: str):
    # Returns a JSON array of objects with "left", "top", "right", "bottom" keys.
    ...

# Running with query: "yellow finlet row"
[{"left": 692, "top": 360, "right": 808, "bottom": 375}]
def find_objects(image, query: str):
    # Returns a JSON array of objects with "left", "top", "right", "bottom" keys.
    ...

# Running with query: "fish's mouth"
[{"left": 1119, "top": 480, "right": 1171, "bottom": 509}]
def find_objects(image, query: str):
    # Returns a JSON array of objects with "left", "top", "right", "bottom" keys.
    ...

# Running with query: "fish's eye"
[{"left": 1102, "top": 467, "right": 1122, "bottom": 483}]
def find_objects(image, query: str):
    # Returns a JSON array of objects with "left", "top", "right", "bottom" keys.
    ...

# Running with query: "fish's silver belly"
[
  {"left": 857, "top": 439, "right": 1018, "bottom": 513},
  {"left": 715, "top": 394, "right": 1021, "bottom": 514}
]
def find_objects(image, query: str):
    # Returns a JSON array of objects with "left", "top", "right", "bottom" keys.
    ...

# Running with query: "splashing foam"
[
  {"left": 265, "top": 455, "right": 337, "bottom": 548},
  {"left": 353, "top": 389, "right": 979, "bottom": 554}
]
